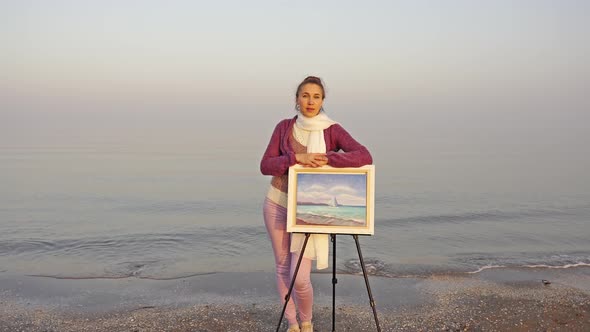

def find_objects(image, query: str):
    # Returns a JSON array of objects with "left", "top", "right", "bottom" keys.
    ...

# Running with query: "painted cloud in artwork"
[{"left": 297, "top": 174, "right": 366, "bottom": 206}]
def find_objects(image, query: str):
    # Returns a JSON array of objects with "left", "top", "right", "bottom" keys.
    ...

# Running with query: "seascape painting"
[
  {"left": 286, "top": 165, "right": 375, "bottom": 235},
  {"left": 296, "top": 173, "right": 367, "bottom": 227}
]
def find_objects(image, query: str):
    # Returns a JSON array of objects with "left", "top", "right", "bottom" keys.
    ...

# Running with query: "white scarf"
[{"left": 290, "top": 110, "right": 338, "bottom": 270}]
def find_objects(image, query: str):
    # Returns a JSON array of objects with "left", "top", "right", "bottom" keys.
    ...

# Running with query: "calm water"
[{"left": 1, "top": 111, "right": 589, "bottom": 279}]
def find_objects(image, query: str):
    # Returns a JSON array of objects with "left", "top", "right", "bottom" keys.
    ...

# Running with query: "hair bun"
[{"left": 304, "top": 76, "right": 322, "bottom": 84}]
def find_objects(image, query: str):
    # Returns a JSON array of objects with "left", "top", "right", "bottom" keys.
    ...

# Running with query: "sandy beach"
[{"left": 0, "top": 267, "right": 589, "bottom": 331}]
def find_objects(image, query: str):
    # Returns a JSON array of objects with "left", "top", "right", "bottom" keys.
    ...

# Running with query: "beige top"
[
  {"left": 265, "top": 124, "right": 328, "bottom": 268},
  {"left": 266, "top": 125, "right": 310, "bottom": 208}
]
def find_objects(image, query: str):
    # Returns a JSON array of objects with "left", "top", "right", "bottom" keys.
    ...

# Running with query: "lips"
[{"left": 306, "top": 108, "right": 314, "bottom": 111}]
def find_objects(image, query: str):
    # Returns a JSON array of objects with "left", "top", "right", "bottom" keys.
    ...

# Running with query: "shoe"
[
  {"left": 287, "top": 325, "right": 300, "bottom": 332},
  {"left": 300, "top": 321, "right": 313, "bottom": 332}
]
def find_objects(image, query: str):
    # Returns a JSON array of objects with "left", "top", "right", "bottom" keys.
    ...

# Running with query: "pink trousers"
[{"left": 263, "top": 198, "right": 313, "bottom": 325}]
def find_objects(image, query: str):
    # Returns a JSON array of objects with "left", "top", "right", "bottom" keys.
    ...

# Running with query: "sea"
[{"left": 1, "top": 109, "right": 589, "bottom": 280}]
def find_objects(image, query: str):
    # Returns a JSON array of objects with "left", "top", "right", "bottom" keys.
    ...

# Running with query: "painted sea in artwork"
[
  {"left": 296, "top": 206, "right": 366, "bottom": 226},
  {"left": 296, "top": 173, "right": 367, "bottom": 227}
]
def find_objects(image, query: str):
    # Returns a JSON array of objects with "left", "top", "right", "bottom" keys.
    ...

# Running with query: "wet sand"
[{"left": 0, "top": 267, "right": 589, "bottom": 331}]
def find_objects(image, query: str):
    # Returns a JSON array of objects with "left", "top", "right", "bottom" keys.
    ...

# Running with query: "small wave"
[
  {"left": 302, "top": 211, "right": 365, "bottom": 221},
  {"left": 342, "top": 258, "right": 386, "bottom": 275},
  {"left": 467, "top": 262, "right": 590, "bottom": 274},
  {"left": 337, "top": 251, "right": 590, "bottom": 279},
  {"left": 25, "top": 271, "right": 218, "bottom": 280},
  {"left": 467, "top": 265, "right": 507, "bottom": 274},
  {"left": 379, "top": 207, "right": 578, "bottom": 227},
  {"left": 297, "top": 213, "right": 365, "bottom": 226},
  {"left": 0, "top": 239, "right": 58, "bottom": 255},
  {"left": 0, "top": 226, "right": 266, "bottom": 258},
  {"left": 523, "top": 262, "right": 590, "bottom": 269}
]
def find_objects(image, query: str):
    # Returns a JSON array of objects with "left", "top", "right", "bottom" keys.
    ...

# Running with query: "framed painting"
[{"left": 286, "top": 165, "right": 375, "bottom": 235}]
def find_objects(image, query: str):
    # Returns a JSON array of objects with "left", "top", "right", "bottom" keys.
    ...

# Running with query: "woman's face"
[{"left": 297, "top": 83, "right": 324, "bottom": 118}]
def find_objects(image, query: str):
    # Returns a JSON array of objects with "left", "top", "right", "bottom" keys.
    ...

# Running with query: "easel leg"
[
  {"left": 276, "top": 233, "right": 311, "bottom": 332},
  {"left": 331, "top": 234, "right": 337, "bottom": 332},
  {"left": 353, "top": 235, "right": 382, "bottom": 332}
]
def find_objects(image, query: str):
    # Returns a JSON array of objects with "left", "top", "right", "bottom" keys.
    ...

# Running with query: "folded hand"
[{"left": 296, "top": 153, "right": 328, "bottom": 167}]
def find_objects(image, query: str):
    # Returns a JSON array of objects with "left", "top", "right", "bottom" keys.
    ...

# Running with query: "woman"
[{"left": 260, "top": 76, "right": 372, "bottom": 332}]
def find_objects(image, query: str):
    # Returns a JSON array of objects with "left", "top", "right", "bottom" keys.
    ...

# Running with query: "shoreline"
[{"left": 1, "top": 267, "right": 589, "bottom": 331}]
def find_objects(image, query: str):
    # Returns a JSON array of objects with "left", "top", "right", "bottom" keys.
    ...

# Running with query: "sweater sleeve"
[
  {"left": 260, "top": 121, "right": 297, "bottom": 176},
  {"left": 326, "top": 124, "right": 373, "bottom": 168}
]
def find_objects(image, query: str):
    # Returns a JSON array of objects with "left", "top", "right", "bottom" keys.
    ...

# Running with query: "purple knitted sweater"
[{"left": 260, "top": 116, "right": 373, "bottom": 176}]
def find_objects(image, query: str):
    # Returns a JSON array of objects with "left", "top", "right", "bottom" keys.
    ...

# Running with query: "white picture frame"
[{"left": 286, "top": 165, "right": 375, "bottom": 235}]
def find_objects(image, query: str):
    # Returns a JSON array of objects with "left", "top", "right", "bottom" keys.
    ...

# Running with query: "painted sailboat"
[{"left": 328, "top": 196, "right": 339, "bottom": 207}]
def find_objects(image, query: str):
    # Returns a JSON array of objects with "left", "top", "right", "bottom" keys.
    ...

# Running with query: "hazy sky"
[
  {"left": 2, "top": 0, "right": 588, "bottom": 114},
  {"left": 1, "top": 1, "right": 589, "bottom": 198}
]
